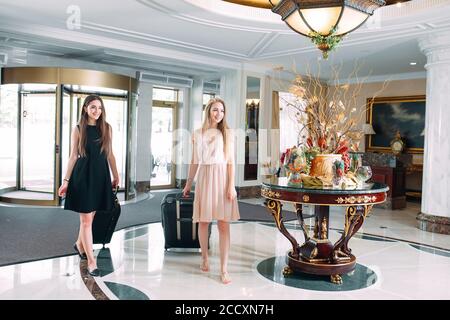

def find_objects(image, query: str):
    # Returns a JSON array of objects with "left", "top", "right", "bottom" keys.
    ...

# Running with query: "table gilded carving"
[{"left": 261, "top": 177, "right": 389, "bottom": 284}]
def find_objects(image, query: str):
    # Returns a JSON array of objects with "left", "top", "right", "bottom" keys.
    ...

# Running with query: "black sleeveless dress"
[{"left": 64, "top": 125, "right": 114, "bottom": 213}]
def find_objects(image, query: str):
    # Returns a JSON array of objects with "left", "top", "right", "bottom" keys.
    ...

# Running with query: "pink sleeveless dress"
[{"left": 192, "top": 128, "right": 240, "bottom": 223}]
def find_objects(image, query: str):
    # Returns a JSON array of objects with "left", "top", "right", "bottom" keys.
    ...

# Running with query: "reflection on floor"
[
  {"left": 0, "top": 201, "right": 449, "bottom": 300},
  {"left": 0, "top": 191, "right": 143, "bottom": 206},
  {"left": 1, "top": 190, "right": 53, "bottom": 201}
]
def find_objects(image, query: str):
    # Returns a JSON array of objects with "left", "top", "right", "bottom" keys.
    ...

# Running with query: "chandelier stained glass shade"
[{"left": 223, "top": 0, "right": 386, "bottom": 58}]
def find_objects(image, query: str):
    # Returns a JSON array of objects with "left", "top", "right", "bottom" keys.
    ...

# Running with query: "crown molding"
[
  {"left": 183, "top": 0, "right": 450, "bottom": 27},
  {"left": 419, "top": 30, "right": 450, "bottom": 52},
  {"left": 241, "top": 62, "right": 271, "bottom": 74},
  {"left": 255, "top": 19, "right": 447, "bottom": 59},
  {"left": 1, "top": 0, "right": 449, "bottom": 63},
  {"left": 247, "top": 32, "right": 279, "bottom": 58},
  {"left": 378, "top": 0, "right": 450, "bottom": 21},
  {"left": 81, "top": 21, "right": 250, "bottom": 60},
  {"left": 329, "top": 71, "right": 426, "bottom": 85},
  {"left": 138, "top": 0, "right": 284, "bottom": 32},
  {"left": 0, "top": 20, "right": 244, "bottom": 70}
]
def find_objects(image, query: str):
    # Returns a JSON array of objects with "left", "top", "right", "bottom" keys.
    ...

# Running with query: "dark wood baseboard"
[
  {"left": 236, "top": 185, "right": 262, "bottom": 199},
  {"left": 374, "top": 196, "right": 406, "bottom": 210}
]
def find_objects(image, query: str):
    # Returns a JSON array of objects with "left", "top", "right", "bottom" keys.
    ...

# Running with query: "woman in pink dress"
[{"left": 182, "top": 97, "right": 240, "bottom": 284}]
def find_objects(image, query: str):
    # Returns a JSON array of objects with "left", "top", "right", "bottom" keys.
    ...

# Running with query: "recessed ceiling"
[
  {"left": 221, "top": 0, "right": 411, "bottom": 8},
  {"left": 0, "top": 0, "right": 448, "bottom": 80}
]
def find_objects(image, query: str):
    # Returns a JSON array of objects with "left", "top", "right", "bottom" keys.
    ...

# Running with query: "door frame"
[
  {"left": 151, "top": 100, "right": 178, "bottom": 190},
  {"left": 0, "top": 67, "right": 138, "bottom": 206}
]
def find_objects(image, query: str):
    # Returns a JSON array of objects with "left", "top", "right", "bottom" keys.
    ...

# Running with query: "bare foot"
[
  {"left": 200, "top": 260, "right": 209, "bottom": 272},
  {"left": 220, "top": 272, "right": 231, "bottom": 284}
]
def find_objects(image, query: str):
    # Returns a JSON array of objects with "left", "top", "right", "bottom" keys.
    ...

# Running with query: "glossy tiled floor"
[{"left": 0, "top": 200, "right": 449, "bottom": 300}]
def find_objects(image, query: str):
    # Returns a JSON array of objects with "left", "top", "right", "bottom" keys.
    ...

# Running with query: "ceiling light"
[
  {"left": 224, "top": 0, "right": 386, "bottom": 59},
  {"left": 410, "top": 62, "right": 417, "bottom": 66}
]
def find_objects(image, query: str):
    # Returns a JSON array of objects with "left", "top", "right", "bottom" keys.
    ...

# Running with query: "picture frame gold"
[{"left": 366, "top": 95, "right": 425, "bottom": 154}]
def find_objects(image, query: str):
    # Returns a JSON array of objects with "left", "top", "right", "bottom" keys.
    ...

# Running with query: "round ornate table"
[{"left": 261, "top": 177, "right": 389, "bottom": 284}]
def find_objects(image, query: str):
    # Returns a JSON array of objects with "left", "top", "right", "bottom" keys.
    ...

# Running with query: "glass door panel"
[
  {"left": 126, "top": 93, "right": 138, "bottom": 199},
  {"left": 21, "top": 92, "right": 56, "bottom": 194},
  {"left": 244, "top": 76, "right": 261, "bottom": 180},
  {"left": 0, "top": 84, "right": 19, "bottom": 191},
  {"left": 151, "top": 106, "right": 175, "bottom": 187},
  {"left": 61, "top": 90, "right": 129, "bottom": 198},
  {"left": 61, "top": 91, "right": 71, "bottom": 184},
  {"left": 103, "top": 97, "right": 127, "bottom": 189}
]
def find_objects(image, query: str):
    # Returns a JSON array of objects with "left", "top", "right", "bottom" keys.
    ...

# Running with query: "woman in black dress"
[{"left": 58, "top": 95, "right": 119, "bottom": 277}]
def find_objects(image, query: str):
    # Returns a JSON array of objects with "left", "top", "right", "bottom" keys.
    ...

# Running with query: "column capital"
[{"left": 419, "top": 32, "right": 450, "bottom": 67}]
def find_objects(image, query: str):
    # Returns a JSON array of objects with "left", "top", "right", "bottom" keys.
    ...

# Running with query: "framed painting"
[{"left": 366, "top": 95, "right": 425, "bottom": 154}]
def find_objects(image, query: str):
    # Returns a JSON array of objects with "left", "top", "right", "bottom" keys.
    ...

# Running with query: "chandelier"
[{"left": 223, "top": 0, "right": 386, "bottom": 59}]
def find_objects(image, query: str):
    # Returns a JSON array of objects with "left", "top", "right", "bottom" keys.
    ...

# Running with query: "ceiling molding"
[
  {"left": 0, "top": 0, "right": 447, "bottom": 79},
  {"left": 255, "top": 22, "right": 444, "bottom": 59},
  {"left": 379, "top": 0, "right": 450, "bottom": 20},
  {"left": 0, "top": 20, "right": 245, "bottom": 70},
  {"left": 184, "top": 0, "right": 450, "bottom": 25},
  {"left": 184, "top": 0, "right": 279, "bottom": 23},
  {"left": 330, "top": 71, "right": 427, "bottom": 85},
  {"left": 1, "top": 0, "right": 449, "bottom": 64},
  {"left": 247, "top": 32, "right": 278, "bottom": 58},
  {"left": 137, "top": 0, "right": 285, "bottom": 32},
  {"left": 81, "top": 21, "right": 250, "bottom": 60}
]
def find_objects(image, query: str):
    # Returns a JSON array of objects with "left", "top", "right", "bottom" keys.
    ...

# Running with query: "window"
[{"left": 279, "top": 91, "right": 306, "bottom": 153}]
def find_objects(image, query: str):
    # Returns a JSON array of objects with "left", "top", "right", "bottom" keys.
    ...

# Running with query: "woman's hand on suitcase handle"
[
  {"left": 112, "top": 176, "right": 120, "bottom": 189},
  {"left": 182, "top": 184, "right": 191, "bottom": 197},
  {"left": 58, "top": 183, "right": 67, "bottom": 197}
]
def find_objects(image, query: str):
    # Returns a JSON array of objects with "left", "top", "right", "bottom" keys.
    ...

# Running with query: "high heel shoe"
[
  {"left": 87, "top": 268, "right": 100, "bottom": 277},
  {"left": 220, "top": 272, "right": 231, "bottom": 285},
  {"left": 73, "top": 243, "right": 87, "bottom": 260}
]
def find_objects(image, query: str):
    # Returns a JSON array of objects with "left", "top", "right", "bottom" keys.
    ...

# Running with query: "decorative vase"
[
  {"left": 287, "top": 171, "right": 302, "bottom": 186},
  {"left": 309, "top": 154, "right": 343, "bottom": 178}
]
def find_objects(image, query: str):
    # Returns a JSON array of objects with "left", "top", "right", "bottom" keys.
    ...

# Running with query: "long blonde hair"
[
  {"left": 202, "top": 97, "right": 230, "bottom": 157},
  {"left": 78, "top": 95, "right": 111, "bottom": 157}
]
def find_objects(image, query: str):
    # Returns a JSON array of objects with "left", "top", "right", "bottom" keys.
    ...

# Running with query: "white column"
[
  {"left": 419, "top": 34, "right": 450, "bottom": 219},
  {"left": 220, "top": 69, "right": 243, "bottom": 185},
  {"left": 190, "top": 77, "right": 204, "bottom": 132},
  {"left": 177, "top": 87, "right": 190, "bottom": 184},
  {"left": 135, "top": 82, "right": 152, "bottom": 191}
]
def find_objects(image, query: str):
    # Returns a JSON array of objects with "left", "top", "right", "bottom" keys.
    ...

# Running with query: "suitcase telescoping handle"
[{"left": 176, "top": 192, "right": 194, "bottom": 204}]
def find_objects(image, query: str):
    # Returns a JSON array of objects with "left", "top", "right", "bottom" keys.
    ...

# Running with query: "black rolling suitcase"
[
  {"left": 93, "top": 187, "right": 121, "bottom": 247},
  {"left": 161, "top": 192, "right": 210, "bottom": 250}
]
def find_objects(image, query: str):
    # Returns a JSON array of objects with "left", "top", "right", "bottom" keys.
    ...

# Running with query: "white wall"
[{"left": 136, "top": 82, "right": 152, "bottom": 184}]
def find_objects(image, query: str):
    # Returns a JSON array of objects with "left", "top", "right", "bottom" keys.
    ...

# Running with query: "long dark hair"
[{"left": 78, "top": 95, "right": 111, "bottom": 157}]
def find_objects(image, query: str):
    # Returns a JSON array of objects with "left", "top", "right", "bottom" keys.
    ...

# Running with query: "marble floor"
[{"left": 0, "top": 200, "right": 449, "bottom": 300}]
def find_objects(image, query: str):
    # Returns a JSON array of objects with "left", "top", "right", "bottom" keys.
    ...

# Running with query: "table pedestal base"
[
  {"left": 285, "top": 251, "right": 356, "bottom": 284},
  {"left": 262, "top": 178, "right": 387, "bottom": 285}
]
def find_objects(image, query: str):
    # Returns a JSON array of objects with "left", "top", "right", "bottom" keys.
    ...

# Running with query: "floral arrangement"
[
  {"left": 280, "top": 146, "right": 307, "bottom": 175},
  {"left": 333, "top": 159, "right": 345, "bottom": 178},
  {"left": 276, "top": 65, "right": 388, "bottom": 186}
]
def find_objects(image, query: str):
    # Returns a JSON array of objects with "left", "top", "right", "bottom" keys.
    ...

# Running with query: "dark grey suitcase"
[
  {"left": 93, "top": 187, "right": 121, "bottom": 247},
  {"left": 161, "top": 192, "right": 211, "bottom": 250}
]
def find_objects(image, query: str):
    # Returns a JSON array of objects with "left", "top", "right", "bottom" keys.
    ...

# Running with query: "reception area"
[{"left": 0, "top": 0, "right": 449, "bottom": 302}]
